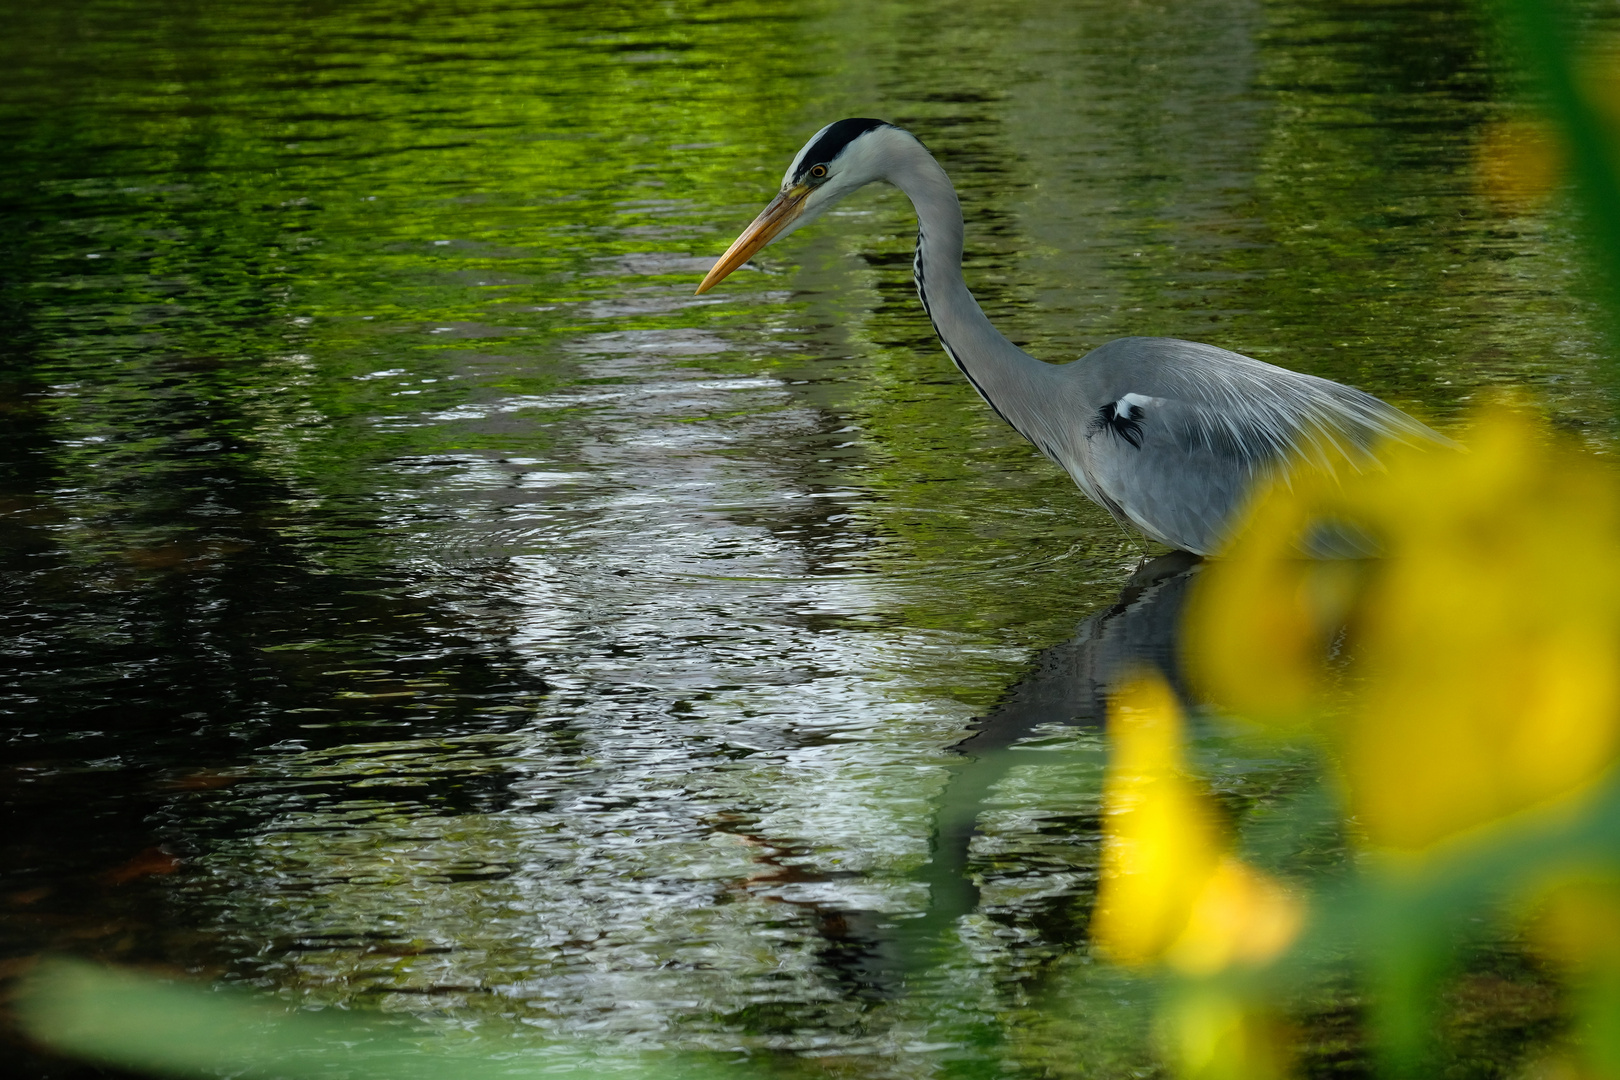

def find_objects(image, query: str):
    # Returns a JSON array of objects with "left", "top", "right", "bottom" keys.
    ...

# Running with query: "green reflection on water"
[{"left": 4, "top": 0, "right": 807, "bottom": 549}]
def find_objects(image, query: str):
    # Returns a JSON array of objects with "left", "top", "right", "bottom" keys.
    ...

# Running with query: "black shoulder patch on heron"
[
  {"left": 792, "top": 118, "right": 890, "bottom": 182},
  {"left": 1090, "top": 400, "right": 1146, "bottom": 449}
]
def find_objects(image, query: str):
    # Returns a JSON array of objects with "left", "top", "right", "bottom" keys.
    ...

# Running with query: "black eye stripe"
[{"left": 792, "top": 118, "right": 889, "bottom": 183}]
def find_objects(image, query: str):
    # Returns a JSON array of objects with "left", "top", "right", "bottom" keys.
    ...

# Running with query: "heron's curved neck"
[{"left": 881, "top": 142, "right": 1053, "bottom": 441}]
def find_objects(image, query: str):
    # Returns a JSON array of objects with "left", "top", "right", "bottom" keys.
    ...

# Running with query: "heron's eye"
[{"left": 809, "top": 164, "right": 828, "bottom": 179}]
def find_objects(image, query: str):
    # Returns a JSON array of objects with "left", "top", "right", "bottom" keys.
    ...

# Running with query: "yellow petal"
[
  {"left": 1161, "top": 988, "right": 1295, "bottom": 1080},
  {"left": 1183, "top": 468, "right": 1367, "bottom": 729},
  {"left": 1475, "top": 118, "right": 1565, "bottom": 209},
  {"left": 1344, "top": 410, "right": 1620, "bottom": 850},
  {"left": 1166, "top": 857, "right": 1307, "bottom": 977},
  {"left": 1525, "top": 877, "right": 1620, "bottom": 973},
  {"left": 1092, "top": 674, "right": 1225, "bottom": 966},
  {"left": 1189, "top": 405, "right": 1620, "bottom": 854}
]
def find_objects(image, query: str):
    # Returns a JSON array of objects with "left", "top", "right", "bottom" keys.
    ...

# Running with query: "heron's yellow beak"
[{"left": 695, "top": 185, "right": 811, "bottom": 294}]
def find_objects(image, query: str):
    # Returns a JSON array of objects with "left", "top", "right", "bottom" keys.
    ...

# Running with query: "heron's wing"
[
  {"left": 1080, "top": 393, "right": 1274, "bottom": 553},
  {"left": 1064, "top": 338, "right": 1448, "bottom": 554}
]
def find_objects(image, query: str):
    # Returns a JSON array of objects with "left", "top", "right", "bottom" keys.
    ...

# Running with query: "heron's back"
[{"left": 1038, "top": 337, "right": 1446, "bottom": 554}]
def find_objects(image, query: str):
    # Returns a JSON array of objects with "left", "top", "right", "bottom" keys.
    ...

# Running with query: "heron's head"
[{"left": 695, "top": 118, "right": 903, "bottom": 294}]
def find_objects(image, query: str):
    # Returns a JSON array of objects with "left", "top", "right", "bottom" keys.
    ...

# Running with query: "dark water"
[{"left": 0, "top": 0, "right": 1604, "bottom": 1075}]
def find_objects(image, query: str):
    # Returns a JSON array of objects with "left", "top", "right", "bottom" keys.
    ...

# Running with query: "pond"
[{"left": 1, "top": 0, "right": 1607, "bottom": 1076}]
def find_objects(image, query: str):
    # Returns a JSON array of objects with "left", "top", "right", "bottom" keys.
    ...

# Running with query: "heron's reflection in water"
[
  {"left": 960, "top": 549, "right": 1202, "bottom": 756},
  {"left": 798, "top": 552, "right": 1205, "bottom": 997},
  {"left": 906, "top": 551, "right": 1204, "bottom": 959}
]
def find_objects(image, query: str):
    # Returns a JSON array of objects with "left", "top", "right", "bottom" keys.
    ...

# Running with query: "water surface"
[{"left": 0, "top": 0, "right": 1604, "bottom": 1075}]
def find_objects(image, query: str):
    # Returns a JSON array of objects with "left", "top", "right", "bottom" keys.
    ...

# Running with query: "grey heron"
[{"left": 696, "top": 119, "right": 1447, "bottom": 555}]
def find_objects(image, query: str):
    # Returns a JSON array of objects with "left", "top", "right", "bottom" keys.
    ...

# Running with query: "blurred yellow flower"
[
  {"left": 1476, "top": 117, "right": 1565, "bottom": 209},
  {"left": 1093, "top": 674, "right": 1304, "bottom": 973},
  {"left": 1187, "top": 406, "right": 1620, "bottom": 853},
  {"left": 1162, "top": 988, "right": 1295, "bottom": 1080},
  {"left": 1526, "top": 876, "right": 1620, "bottom": 973},
  {"left": 1522, "top": 877, "right": 1620, "bottom": 1079},
  {"left": 1167, "top": 857, "right": 1306, "bottom": 978},
  {"left": 1520, "top": 1055, "right": 1603, "bottom": 1080}
]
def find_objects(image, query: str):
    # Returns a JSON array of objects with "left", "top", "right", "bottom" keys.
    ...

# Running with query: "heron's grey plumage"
[
  {"left": 707, "top": 121, "right": 1450, "bottom": 555},
  {"left": 1049, "top": 337, "right": 1443, "bottom": 552}
]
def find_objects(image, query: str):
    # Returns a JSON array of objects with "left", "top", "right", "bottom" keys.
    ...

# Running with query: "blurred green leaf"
[{"left": 19, "top": 960, "right": 710, "bottom": 1080}]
